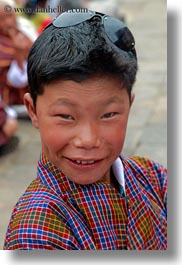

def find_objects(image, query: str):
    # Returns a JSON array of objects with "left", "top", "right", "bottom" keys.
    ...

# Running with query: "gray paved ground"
[{"left": 0, "top": 0, "right": 167, "bottom": 249}]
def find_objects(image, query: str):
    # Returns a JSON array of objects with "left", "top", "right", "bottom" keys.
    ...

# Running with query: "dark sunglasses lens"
[
  {"left": 53, "top": 10, "right": 95, "bottom": 28},
  {"left": 104, "top": 17, "right": 135, "bottom": 52}
]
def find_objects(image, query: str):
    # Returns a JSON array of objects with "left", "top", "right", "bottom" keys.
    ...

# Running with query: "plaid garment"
[{"left": 3, "top": 154, "right": 167, "bottom": 250}]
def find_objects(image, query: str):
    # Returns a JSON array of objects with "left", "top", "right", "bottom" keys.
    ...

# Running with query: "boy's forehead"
[
  {"left": 40, "top": 76, "right": 128, "bottom": 106},
  {"left": 45, "top": 74, "right": 124, "bottom": 89},
  {"left": 43, "top": 75, "right": 125, "bottom": 95}
]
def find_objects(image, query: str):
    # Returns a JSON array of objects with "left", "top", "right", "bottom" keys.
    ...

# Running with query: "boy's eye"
[
  {"left": 57, "top": 114, "right": 74, "bottom": 120},
  {"left": 101, "top": 112, "right": 118, "bottom": 119}
]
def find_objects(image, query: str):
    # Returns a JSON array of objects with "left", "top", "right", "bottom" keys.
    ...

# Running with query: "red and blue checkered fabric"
[{"left": 4, "top": 154, "right": 167, "bottom": 250}]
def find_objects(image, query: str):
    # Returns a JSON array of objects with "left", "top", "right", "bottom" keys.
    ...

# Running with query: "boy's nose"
[{"left": 73, "top": 122, "right": 101, "bottom": 150}]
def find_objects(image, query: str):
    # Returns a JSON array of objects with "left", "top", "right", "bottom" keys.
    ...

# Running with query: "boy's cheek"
[{"left": 40, "top": 127, "right": 60, "bottom": 147}]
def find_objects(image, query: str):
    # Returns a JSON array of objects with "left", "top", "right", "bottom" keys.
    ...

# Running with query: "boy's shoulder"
[
  {"left": 122, "top": 155, "right": 167, "bottom": 200},
  {"left": 123, "top": 155, "right": 167, "bottom": 182},
  {"left": 123, "top": 155, "right": 167, "bottom": 173},
  {"left": 15, "top": 178, "right": 65, "bottom": 209},
  {"left": 6, "top": 178, "right": 70, "bottom": 229}
]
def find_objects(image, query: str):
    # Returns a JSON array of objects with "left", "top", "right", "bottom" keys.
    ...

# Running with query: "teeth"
[
  {"left": 81, "top": 161, "right": 88, "bottom": 165},
  {"left": 75, "top": 160, "right": 95, "bottom": 165},
  {"left": 88, "top": 160, "right": 95, "bottom": 164}
]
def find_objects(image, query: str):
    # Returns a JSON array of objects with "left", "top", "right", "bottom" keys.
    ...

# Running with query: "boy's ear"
[
  {"left": 130, "top": 92, "right": 135, "bottom": 106},
  {"left": 24, "top": 93, "right": 39, "bottom": 129}
]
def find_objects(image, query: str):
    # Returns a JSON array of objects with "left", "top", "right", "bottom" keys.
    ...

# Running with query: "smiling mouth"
[
  {"left": 73, "top": 160, "right": 95, "bottom": 165},
  {"left": 65, "top": 157, "right": 102, "bottom": 166}
]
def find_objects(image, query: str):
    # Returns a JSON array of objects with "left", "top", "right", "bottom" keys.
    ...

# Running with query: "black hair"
[{"left": 27, "top": 16, "right": 138, "bottom": 107}]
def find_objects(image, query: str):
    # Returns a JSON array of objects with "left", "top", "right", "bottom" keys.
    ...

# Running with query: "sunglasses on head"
[{"left": 51, "top": 10, "right": 136, "bottom": 57}]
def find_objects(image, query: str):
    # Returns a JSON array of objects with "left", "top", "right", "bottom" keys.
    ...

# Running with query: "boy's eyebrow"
[
  {"left": 50, "top": 96, "right": 124, "bottom": 107},
  {"left": 50, "top": 98, "right": 78, "bottom": 107},
  {"left": 102, "top": 97, "right": 125, "bottom": 106}
]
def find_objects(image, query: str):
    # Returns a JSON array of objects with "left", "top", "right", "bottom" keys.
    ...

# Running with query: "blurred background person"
[
  {"left": 0, "top": 96, "right": 18, "bottom": 155},
  {"left": 0, "top": 0, "right": 37, "bottom": 117},
  {"left": 16, "top": 0, "right": 52, "bottom": 31}
]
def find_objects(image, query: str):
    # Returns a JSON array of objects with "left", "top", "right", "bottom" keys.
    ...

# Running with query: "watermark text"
[{"left": 4, "top": 5, "right": 88, "bottom": 14}]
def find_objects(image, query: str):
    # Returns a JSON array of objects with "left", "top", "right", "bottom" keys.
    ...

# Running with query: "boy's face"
[{"left": 25, "top": 75, "right": 134, "bottom": 185}]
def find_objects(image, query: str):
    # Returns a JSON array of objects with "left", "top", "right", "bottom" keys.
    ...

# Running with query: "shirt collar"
[{"left": 112, "top": 157, "right": 125, "bottom": 193}]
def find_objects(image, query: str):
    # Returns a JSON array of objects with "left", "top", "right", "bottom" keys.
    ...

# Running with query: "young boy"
[{"left": 3, "top": 10, "right": 167, "bottom": 250}]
